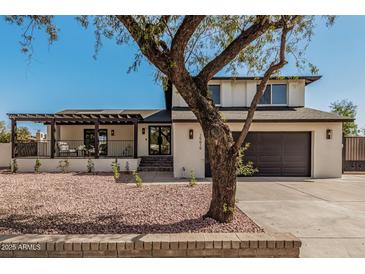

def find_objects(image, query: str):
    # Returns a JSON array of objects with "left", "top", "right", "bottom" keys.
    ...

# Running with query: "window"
[
  {"left": 258, "top": 84, "right": 287, "bottom": 105},
  {"left": 208, "top": 85, "right": 221, "bottom": 105}
]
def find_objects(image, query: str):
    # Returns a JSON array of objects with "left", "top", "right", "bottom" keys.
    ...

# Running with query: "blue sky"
[{"left": 0, "top": 16, "right": 364, "bottom": 133}]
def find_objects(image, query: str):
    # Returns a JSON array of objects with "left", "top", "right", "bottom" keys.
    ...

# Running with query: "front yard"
[{"left": 0, "top": 172, "right": 262, "bottom": 234}]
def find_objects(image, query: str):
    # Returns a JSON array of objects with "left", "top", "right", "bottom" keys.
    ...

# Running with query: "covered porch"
[{"left": 8, "top": 112, "right": 140, "bottom": 159}]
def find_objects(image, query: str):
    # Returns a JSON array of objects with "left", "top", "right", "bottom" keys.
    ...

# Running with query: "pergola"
[{"left": 7, "top": 113, "right": 142, "bottom": 159}]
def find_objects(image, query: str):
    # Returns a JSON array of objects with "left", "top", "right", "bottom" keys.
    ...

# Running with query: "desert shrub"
[
  {"left": 34, "top": 159, "right": 41, "bottom": 173},
  {"left": 11, "top": 159, "right": 17, "bottom": 173},
  {"left": 111, "top": 158, "right": 120, "bottom": 180},
  {"left": 236, "top": 143, "right": 258, "bottom": 176},
  {"left": 87, "top": 158, "right": 95, "bottom": 173},
  {"left": 58, "top": 159, "right": 70, "bottom": 173},
  {"left": 188, "top": 170, "right": 197, "bottom": 187},
  {"left": 133, "top": 171, "right": 143, "bottom": 188}
]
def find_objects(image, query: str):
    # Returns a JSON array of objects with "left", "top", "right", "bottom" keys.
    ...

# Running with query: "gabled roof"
[{"left": 172, "top": 107, "right": 353, "bottom": 122}]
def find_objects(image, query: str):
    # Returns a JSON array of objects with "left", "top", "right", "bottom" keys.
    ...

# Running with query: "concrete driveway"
[{"left": 236, "top": 174, "right": 365, "bottom": 257}]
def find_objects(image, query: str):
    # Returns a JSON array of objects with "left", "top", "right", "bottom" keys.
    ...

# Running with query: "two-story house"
[{"left": 8, "top": 76, "right": 351, "bottom": 178}]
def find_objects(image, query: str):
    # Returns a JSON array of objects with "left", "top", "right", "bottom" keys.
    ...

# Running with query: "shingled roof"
[{"left": 172, "top": 107, "right": 353, "bottom": 122}]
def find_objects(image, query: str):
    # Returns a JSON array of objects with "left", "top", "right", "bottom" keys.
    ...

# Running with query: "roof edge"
[{"left": 211, "top": 75, "right": 322, "bottom": 85}]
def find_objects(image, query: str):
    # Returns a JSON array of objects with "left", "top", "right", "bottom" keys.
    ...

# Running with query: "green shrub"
[
  {"left": 133, "top": 171, "right": 143, "bottom": 188},
  {"left": 34, "top": 159, "right": 41, "bottom": 174},
  {"left": 87, "top": 158, "right": 95, "bottom": 173},
  {"left": 188, "top": 170, "right": 197, "bottom": 187},
  {"left": 111, "top": 158, "right": 120, "bottom": 180},
  {"left": 236, "top": 143, "right": 258, "bottom": 176},
  {"left": 11, "top": 159, "right": 17, "bottom": 173},
  {"left": 58, "top": 159, "right": 70, "bottom": 173}
]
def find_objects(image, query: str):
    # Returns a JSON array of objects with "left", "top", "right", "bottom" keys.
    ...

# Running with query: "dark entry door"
[
  {"left": 84, "top": 129, "right": 108, "bottom": 156},
  {"left": 205, "top": 132, "right": 311, "bottom": 177},
  {"left": 149, "top": 126, "right": 171, "bottom": 155}
]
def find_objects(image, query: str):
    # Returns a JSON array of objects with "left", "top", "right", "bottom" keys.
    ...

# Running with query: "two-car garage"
[{"left": 205, "top": 132, "right": 311, "bottom": 177}]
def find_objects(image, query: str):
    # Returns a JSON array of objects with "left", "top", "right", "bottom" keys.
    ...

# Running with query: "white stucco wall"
[
  {"left": 0, "top": 143, "right": 11, "bottom": 167},
  {"left": 173, "top": 122, "right": 343, "bottom": 179},
  {"left": 15, "top": 158, "right": 140, "bottom": 173},
  {"left": 172, "top": 79, "right": 306, "bottom": 108},
  {"left": 173, "top": 123, "right": 205, "bottom": 178}
]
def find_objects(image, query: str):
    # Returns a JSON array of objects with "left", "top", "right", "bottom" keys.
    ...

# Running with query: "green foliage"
[
  {"left": 87, "top": 158, "right": 95, "bottom": 173},
  {"left": 133, "top": 171, "right": 143, "bottom": 188},
  {"left": 236, "top": 143, "right": 258, "bottom": 176},
  {"left": 58, "top": 159, "right": 70, "bottom": 173},
  {"left": 11, "top": 159, "right": 18, "bottom": 174},
  {"left": 188, "top": 170, "right": 197, "bottom": 187},
  {"left": 34, "top": 158, "right": 41, "bottom": 174},
  {"left": 330, "top": 99, "right": 359, "bottom": 136},
  {"left": 111, "top": 158, "right": 120, "bottom": 180},
  {"left": 0, "top": 121, "right": 10, "bottom": 143},
  {"left": 0, "top": 122, "right": 31, "bottom": 143},
  {"left": 223, "top": 203, "right": 235, "bottom": 214},
  {"left": 16, "top": 127, "right": 31, "bottom": 142}
]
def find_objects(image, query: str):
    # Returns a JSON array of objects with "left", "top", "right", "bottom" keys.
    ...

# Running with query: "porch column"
[
  {"left": 50, "top": 119, "right": 55, "bottom": 158},
  {"left": 11, "top": 119, "right": 17, "bottom": 158},
  {"left": 94, "top": 121, "right": 99, "bottom": 159},
  {"left": 133, "top": 121, "right": 138, "bottom": 158}
]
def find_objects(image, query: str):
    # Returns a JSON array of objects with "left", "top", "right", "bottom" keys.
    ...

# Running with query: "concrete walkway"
[{"left": 235, "top": 174, "right": 365, "bottom": 257}]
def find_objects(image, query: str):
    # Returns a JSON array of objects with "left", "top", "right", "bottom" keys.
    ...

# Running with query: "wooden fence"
[{"left": 344, "top": 137, "right": 365, "bottom": 172}]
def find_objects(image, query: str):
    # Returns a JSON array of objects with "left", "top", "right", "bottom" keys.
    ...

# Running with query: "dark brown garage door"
[{"left": 205, "top": 132, "right": 311, "bottom": 177}]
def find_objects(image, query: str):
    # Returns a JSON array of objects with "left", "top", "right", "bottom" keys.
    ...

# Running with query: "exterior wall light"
[
  {"left": 326, "top": 129, "right": 332, "bottom": 140},
  {"left": 189, "top": 129, "right": 194, "bottom": 139},
  {"left": 142, "top": 128, "right": 145, "bottom": 135},
  {"left": 111, "top": 130, "right": 115, "bottom": 136}
]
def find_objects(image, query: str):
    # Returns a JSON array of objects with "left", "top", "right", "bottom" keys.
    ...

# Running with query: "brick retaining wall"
[{"left": 0, "top": 232, "right": 301, "bottom": 258}]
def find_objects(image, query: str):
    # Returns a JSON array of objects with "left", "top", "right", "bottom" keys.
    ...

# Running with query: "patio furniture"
[{"left": 58, "top": 142, "right": 77, "bottom": 157}]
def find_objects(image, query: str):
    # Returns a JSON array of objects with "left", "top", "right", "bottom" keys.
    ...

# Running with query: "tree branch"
[
  {"left": 170, "top": 16, "right": 206, "bottom": 66},
  {"left": 233, "top": 22, "right": 290, "bottom": 152},
  {"left": 196, "top": 16, "right": 272, "bottom": 82},
  {"left": 116, "top": 15, "right": 171, "bottom": 74}
]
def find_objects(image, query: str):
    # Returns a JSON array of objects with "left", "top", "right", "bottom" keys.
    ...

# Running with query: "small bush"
[
  {"left": 188, "top": 170, "right": 197, "bottom": 187},
  {"left": 133, "top": 171, "right": 143, "bottom": 188},
  {"left": 111, "top": 158, "right": 120, "bottom": 181},
  {"left": 236, "top": 143, "right": 258, "bottom": 176},
  {"left": 11, "top": 159, "right": 17, "bottom": 173},
  {"left": 87, "top": 158, "right": 95, "bottom": 173},
  {"left": 34, "top": 159, "right": 41, "bottom": 174},
  {"left": 58, "top": 159, "right": 70, "bottom": 173}
]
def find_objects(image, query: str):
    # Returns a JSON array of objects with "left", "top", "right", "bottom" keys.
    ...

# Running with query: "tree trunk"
[
  {"left": 204, "top": 132, "right": 238, "bottom": 223},
  {"left": 170, "top": 76, "right": 239, "bottom": 223}
]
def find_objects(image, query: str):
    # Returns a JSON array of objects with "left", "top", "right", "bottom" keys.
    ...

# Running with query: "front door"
[
  {"left": 149, "top": 126, "right": 171, "bottom": 155},
  {"left": 84, "top": 129, "right": 108, "bottom": 156}
]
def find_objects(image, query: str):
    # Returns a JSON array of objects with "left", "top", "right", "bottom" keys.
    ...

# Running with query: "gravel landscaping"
[{"left": 0, "top": 173, "right": 263, "bottom": 234}]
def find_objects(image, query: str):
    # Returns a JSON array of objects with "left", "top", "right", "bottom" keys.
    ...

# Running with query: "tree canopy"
[{"left": 330, "top": 99, "right": 359, "bottom": 136}]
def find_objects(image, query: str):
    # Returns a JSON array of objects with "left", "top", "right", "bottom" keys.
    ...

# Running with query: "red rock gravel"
[{"left": 0, "top": 173, "right": 263, "bottom": 234}]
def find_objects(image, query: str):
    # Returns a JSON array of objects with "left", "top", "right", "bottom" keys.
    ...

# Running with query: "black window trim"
[
  {"left": 257, "top": 83, "right": 288, "bottom": 106},
  {"left": 208, "top": 84, "right": 221, "bottom": 106}
]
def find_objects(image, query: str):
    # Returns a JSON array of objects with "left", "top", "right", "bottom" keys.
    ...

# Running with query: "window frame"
[
  {"left": 208, "top": 84, "right": 222, "bottom": 106},
  {"left": 257, "top": 83, "right": 288, "bottom": 106}
]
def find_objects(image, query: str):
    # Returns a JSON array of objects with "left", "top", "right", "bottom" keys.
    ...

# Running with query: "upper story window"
[
  {"left": 208, "top": 85, "right": 221, "bottom": 105},
  {"left": 258, "top": 84, "right": 287, "bottom": 105}
]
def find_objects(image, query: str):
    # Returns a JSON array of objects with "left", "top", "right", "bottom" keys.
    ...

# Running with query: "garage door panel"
[{"left": 205, "top": 131, "right": 311, "bottom": 177}]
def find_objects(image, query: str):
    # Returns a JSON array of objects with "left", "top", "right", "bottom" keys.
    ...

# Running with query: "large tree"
[
  {"left": 330, "top": 99, "right": 358, "bottom": 136},
  {"left": 0, "top": 121, "right": 11, "bottom": 143},
  {"left": 5, "top": 15, "right": 333, "bottom": 222}
]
